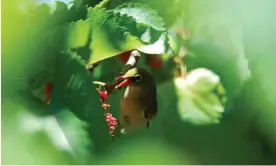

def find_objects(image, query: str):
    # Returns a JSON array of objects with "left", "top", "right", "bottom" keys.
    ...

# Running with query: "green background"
[{"left": 2, "top": 0, "right": 276, "bottom": 164}]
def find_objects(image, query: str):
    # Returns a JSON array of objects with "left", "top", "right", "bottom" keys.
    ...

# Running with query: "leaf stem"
[
  {"left": 94, "top": 0, "right": 111, "bottom": 9},
  {"left": 126, "top": 49, "right": 141, "bottom": 67},
  {"left": 174, "top": 46, "right": 188, "bottom": 78}
]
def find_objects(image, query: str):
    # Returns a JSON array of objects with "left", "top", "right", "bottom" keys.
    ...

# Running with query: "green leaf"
[
  {"left": 132, "top": 0, "right": 184, "bottom": 27},
  {"left": 65, "top": 50, "right": 86, "bottom": 66},
  {"left": 67, "top": 20, "right": 91, "bottom": 48},
  {"left": 73, "top": 4, "right": 166, "bottom": 64},
  {"left": 174, "top": 68, "right": 226, "bottom": 125},
  {"left": 55, "top": 110, "right": 92, "bottom": 161},
  {"left": 113, "top": 2, "right": 166, "bottom": 31},
  {"left": 86, "top": 7, "right": 145, "bottom": 64},
  {"left": 137, "top": 32, "right": 171, "bottom": 55},
  {"left": 87, "top": 6, "right": 164, "bottom": 44}
]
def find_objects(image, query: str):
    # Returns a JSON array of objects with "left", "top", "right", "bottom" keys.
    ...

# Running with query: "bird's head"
[{"left": 115, "top": 67, "right": 155, "bottom": 89}]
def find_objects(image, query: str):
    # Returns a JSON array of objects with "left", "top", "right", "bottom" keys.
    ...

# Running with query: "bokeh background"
[{"left": 2, "top": 0, "right": 276, "bottom": 165}]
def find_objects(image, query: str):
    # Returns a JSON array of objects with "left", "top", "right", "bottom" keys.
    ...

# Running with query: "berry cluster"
[{"left": 104, "top": 112, "right": 118, "bottom": 136}]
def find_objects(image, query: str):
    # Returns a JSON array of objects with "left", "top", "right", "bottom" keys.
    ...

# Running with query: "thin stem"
[
  {"left": 95, "top": 0, "right": 110, "bottom": 8},
  {"left": 174, "top": 45, "right": 188, "bottom": 79},
  {"left": 92, "top": 81, "right": 106, "bottom": 87},
  {"left": 126, "top": 49, "right": 141, "bottom": 67}
]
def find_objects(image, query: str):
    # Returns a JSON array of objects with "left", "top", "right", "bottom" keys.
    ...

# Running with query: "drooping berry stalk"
[{"left": 104, "top": 112, "right": 118, "bottom": 136}]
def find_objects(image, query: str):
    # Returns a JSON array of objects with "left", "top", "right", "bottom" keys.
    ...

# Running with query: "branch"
[{"left": 126, "top": 49, "right": 141, "bottom": 66}]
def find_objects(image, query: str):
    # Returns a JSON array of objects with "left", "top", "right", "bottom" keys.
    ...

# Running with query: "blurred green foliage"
[{"left": 2, "top": 0, "right": 276, "bottom": 165}]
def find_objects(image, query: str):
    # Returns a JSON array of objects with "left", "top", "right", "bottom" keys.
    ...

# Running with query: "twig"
[
  {"left": 174, "top": 46, "right": 188, "bottom": 78},
  {"left": 93, "top": 81, "right": 106, "bottom": 87},
  {"left": 126, "top": 49, "right": 141, "bottom": 66}
]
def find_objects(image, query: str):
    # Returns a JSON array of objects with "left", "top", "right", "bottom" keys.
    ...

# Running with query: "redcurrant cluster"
[{"left": 104, "top": 112, "right": 118, "bottom": 136}]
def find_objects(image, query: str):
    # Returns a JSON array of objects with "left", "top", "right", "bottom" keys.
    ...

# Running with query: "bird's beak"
[{"left": 115, "top": 68, "right": 137, "bottom": 89}]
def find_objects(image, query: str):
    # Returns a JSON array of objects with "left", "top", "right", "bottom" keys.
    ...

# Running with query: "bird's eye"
[{"left": 134, "top": 74, "right": 142, "bottom": 82}]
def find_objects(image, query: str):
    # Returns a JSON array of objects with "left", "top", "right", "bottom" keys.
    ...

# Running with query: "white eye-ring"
[{"left": 135, "top": 74, "right": 142, "bottom": 82}]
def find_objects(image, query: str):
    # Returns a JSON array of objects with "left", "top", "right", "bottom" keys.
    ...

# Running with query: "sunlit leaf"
[
  {"left": 84, "top": 5, "right": 166, "bottom": 64},
  {"left": 88, "top": 22, "right": 144, "bottom": 64},
  {"left": 2, "top": 99, "right": 73, "bottom": 165},
  {"left": 113, "top": 2, "right": 166, "bottom": 31},
  {"left": 174, "top": 68, "right": 226, "bottom": 125},
  {"left": 133, "top": 0, "right": 184, "bottom": 27},
  {"left": 137, "top": 32, "right": 170, "bottom": 55},
  {"left": 67, "top": 20, "right": 91, "bottom": 48},
  {"left": 55, "top": 110, "right": 92, "bottom": 161}
]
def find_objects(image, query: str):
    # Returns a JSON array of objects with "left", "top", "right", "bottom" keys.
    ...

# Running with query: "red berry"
[
  {"left": 105, "top": 113, "right": 111, "bottom": 119},
  {"left": 44, "top": 82, "right": 54, "bottom": 104},
  {"left": 104, "top": 112, "right": 118, "bottom": 136},
  {"left": 110, "top": 121, "right": 117, "bottom": 126},
  {"left": 148, "top": 55, "right": 162, "bottom": 69},
  {"left": 117, "top": 50, "right": 133, "bottom": 63},
  {"left": 97, "top": 89, "right": 108, "bottom": 103}
]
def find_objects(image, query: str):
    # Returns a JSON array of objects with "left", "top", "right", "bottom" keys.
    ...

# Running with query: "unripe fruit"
[
  {"left": 147, "top": 55, "right": 162, "bottom": 69},
  {"left": 117, "top": 50, "right": 133, "bottom": 63}
]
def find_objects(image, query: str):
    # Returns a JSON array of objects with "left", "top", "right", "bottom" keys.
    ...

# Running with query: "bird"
[{"left": 115, "top": 67, "right": 158, "bottom": 134}]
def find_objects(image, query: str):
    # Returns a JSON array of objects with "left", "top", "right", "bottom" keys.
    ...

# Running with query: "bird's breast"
[{"left": 119, "top": 86, "right": 147, "bottom": 132}]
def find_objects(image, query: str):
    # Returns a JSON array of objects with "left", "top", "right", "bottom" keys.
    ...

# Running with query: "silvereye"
[{"left": 115, "top": 67, "right": 158, "bottom": 134}]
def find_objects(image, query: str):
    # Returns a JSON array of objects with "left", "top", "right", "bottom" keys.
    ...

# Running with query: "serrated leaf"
[
  {"left": 66, "top": 73, "right": 83, "bottom": 93},
  {"left": 133, "top": 0, "right": 184, "bottom": 27},
  {"left": 67, "top": 20, "right": 91, "bottom": 48},
  {"left": 88, "top": 22, "right": 144, "bottom": 64},
  {"left": 86, "top": 7, "right": 155, "bottom": 43},
  {"left": 113, "top": 2, "right": 165, "bottom": 31},
  {"left": 66, "top": 51, "right": 86, "bottom": 66},
  {"left": 83, "top": 6, "right": 166, "bottom": 64}
]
